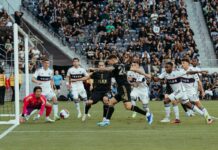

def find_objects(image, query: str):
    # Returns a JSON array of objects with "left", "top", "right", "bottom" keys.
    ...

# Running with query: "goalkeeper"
[{"left": 20, "top": 86, "right": 54, "bottom": 123}]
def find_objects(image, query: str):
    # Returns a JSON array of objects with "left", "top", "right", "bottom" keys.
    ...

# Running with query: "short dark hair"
[
  {"left": 181, "top": 58, "right": 190, "bottom": 63},
  {"left": 107, "top": 55, "right": 118, "bottom": 60},
  {"left": 33, "top": 86, "right": 42, "bottom": 93},
  {"left": 0, "top": 67, "right": 4, "bottom": 74},
  {"left": 73, "top": 58, "right": 80, "bottom": 62},
  {"left": 42, "top": 58, "right": 49, "bottom": 62},
  {"left": 165, "top": 62, "right": 173, "bottom": 66}
]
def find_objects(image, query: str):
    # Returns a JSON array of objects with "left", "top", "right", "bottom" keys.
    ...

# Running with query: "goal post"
[{"left": 0, "top": 23, "right": 29, "bottom": 139}]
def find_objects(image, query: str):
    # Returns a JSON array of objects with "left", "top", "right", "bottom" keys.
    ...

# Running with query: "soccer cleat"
[
  {"left": 97, "top": 121, "right": 110, "bottom": 127},
  {"left": 87, "top": 113, "right": 91, "bottom": 118},
  {"left": 171, "top": 119, "right": 181, "bottom": 124},
  {"left": 77, "top": 112, "right": 82, "bottom": 118},
  {"left": 82, "top": 114, "right": 87, "bottom": 122},
  {"left": 207, "top": 118, "right": 213, "bottom": 124},
  {"left": 160, "top": 117, "right": 170, "bottom": 123},
  {"left": 54, "top": 115, "right": 60, "bottom": 121},
  {"left": 45, "top": 117, "right": 55, "bottom": 123},
  {"left": 132, "top": 112, "right": 137, "bottom": 118},
  {"left": 205, "top": 115, "right": 213, "bottom": 124},
  {"left": 146, "top": 113, "right": 153, "bottom": 125}
]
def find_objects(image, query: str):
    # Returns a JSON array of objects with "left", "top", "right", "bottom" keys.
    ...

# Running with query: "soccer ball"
[{"left": 59, "top": 109, "right": 70, "bottom": 119}]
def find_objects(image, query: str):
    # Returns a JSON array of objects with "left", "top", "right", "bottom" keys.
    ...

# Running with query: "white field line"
[
  {"left": 11, "top": 130, "right": 218, "bottom": 134},
  {"left": 0, "top": 124, "right": 19, "bottom": 139}
]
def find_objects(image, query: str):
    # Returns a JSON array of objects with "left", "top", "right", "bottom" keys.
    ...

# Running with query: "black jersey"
[
  {"left": 112, "top": 63, "right": 130, "bottom": 85},
  {"left": 91, "top": 71, "right": 112, "bottom": 92}
]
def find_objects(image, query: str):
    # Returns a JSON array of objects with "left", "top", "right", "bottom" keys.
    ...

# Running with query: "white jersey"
[
  {"left": 180, "top": 67, "right": 200, "bottom": 95},
  {"left": 33, "top": 67, "right": 53, "bottom": 93},
  {"left": 192, "top": 66, "right": 201, "bottom": 92},
  {"left": 127, "top": 70, "right": 148, "bottom": 89},
  {"left": 67, "top": 67, "right": 88, "bottom": 89},
  {"left": 158, "top": 70, "right": 186, "bottom": 92}
]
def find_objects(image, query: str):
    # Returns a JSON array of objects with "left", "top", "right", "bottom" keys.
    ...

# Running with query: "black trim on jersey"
[
  {"left": 70, "top": 74, "right": 85, "bottom": 79},
  {"left": 167, "top": 78, "right": 181, "bottom": 84},
  {"left": 37, "top": 76, "right": 51, "bottom": 81},
  {"left": 181, "top": 77, "right": 195, "bottom": 83}
]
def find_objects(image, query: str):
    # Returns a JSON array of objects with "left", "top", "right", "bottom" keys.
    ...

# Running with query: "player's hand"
[
  {"left": 33, "top": 114, "right": 40, "bottom": 121},
  {"left": 201, "top": 91, "right": 205, "bottom": 98}
]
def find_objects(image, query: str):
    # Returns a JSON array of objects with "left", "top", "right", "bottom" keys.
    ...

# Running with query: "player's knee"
[
  {"left": 86, "top": 100, "right": 93, "bottom": 106},
  {"left": 52, "top": 97, "right": 58, "bottom": 104},
  {"left": 124, "top": 103, "right": 132, "bottom": 110},
  {"left": 103, "top": 96, "right": 109, "bottom": 104},
  {"left": 74, "top": 99, "right": 80, "bottom": 103}
]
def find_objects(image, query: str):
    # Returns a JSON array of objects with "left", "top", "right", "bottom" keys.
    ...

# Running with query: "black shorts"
[
  {"left": 114, "top": 84, "right": 131, "bottom": 103},
  {"left": 55, "top": 85, "right": 61, "bottom": 90},
  {"left": 90, "top": 91, "right": 109, "bottom": 104}
]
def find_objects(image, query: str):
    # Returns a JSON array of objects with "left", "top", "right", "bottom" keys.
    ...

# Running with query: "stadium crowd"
[
  {"left": 0, "top": 4, "right": 45, "bottom": 73},
  {"left": 201, "top": 0, "right": 218, "bottom": 57}
]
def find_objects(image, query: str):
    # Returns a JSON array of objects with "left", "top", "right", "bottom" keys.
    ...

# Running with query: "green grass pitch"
[{"left": 0, "top": 101, "right": 218, "bottom": 150}]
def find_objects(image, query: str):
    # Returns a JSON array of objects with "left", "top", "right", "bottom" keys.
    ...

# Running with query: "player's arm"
[
  {"left": 130, "top": 67, "right": 152, "bottom": 79},
  {"left": 32, "top": 70, "right": 42, "bottom": 84},
  {"left": 198, "top": 79, "right": 205, "bottom": 97},
  {"left": 70, "top": 69, "right": 90, "bottom": 82},
  {"left": 88, "top": 66, "right": 114, "bottom": 72},
  {"left": 186, "top": 70, "right": 208, "bottom": 75}
]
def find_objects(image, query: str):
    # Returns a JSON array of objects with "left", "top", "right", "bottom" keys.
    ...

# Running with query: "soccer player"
[
  {"left": 127, "top": 61, "right": 152, "bottom": 119},
  {"left": 82, "top": 61, "right": 112, "bottom": 121},
  {"left": 66, "top": 58, "right": 89, "bottom": 118},
  {"left": 181, "top": 58, "right": 212, "bottom": 124},
  {"left": 20, "top": 86, "right": 54, "bottom": 123},
  {"left": 32, "top": 58, "right": 59, "bottom": 120},
  {"left": 97, "top": 55, "right": 153, "bottom": 127},
  {"left": 133, "top": 62, "right": 209, "bottom": 124}
]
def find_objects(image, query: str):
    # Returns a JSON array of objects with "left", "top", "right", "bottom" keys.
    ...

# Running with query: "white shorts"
[
  {"left": 71, "top": 87, "right": 87, "bottom": 100},
  {"left": 168, "top": 90, "right": 189, "bottom": 104},
  {"left": 186, "top": 92, "right": 199, "bottom": 102},
  {"left": 43, "top": 90, "right": 56, "bottom": 101},
  {"left": 130, "top": 87, "right": 149, "bottom": 104}
]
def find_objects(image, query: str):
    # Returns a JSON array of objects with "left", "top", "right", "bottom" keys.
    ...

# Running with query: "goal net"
[{"left": 0, "top": 23, "right": 30, "bottom": 139}]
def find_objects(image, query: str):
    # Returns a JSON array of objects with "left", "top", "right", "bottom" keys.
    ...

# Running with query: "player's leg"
[
  {"left": 79, "top": 89, "right": 89, "bottom": 118},
  {"left": 45, "top": 102, "right": 54, "bottom": 122},
  {"left": 102, "top": 96, "right": 110, "bottom": 121},
  {"left": 160, "top": 94, "right": 171, "bottom": 122},
  {"left": 82, "top": 91, "right": 100, "bottom": 121},
  {"left": 72, "top": 90, "right": 82, "bottom": 118},
  {"left": 189, "top": 95, "right": 212, "bottom": 124},
  {"left": 97, "top": 97, "right": 117, "bottom": 127},
  {"left": 44, "top": 90, "right": 60, "bottom": 121},
  {"left": 169, "top": 92, "right": 182, "bottom": 123},
  {"left": 130, "top": 89, "right": 137, "bottom": 118},
  {"left": 139, "top": 89, "right": 152, "bottom": 119}
]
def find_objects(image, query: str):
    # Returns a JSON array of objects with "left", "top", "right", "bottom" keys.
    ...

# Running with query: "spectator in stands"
[
  {"left": 9, "top": 70, "right": 22, "bottom": 101},
  {"left": 0, "top": 67, "right": 6, "bottom": 105},
  {"left": 14, "top": 11, "right": 23, "bottom": 26}
]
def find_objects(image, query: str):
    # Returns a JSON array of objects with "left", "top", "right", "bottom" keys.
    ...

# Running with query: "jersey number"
[{"left": 118, "top": 66, "right": 126, "bottom": 75}]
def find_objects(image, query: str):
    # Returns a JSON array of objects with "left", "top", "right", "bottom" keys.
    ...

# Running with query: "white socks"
[
  {"left": 131, "top": 100, "right": 136, "bottom": 106},
  {"left": 53, "top": 104, "right": 58, "bottom": 117},
  {"left": 173, "top": 105, "right": 180, "bottom": 120},
  {"left": 75, "top": 102, "right": 81, "bottom": 114},
  {"left": 164, "top": 104, "right": 171, "bottom": 118},
  {"left": 192, "top": 105, "right": 204, "bottom": 116}
]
